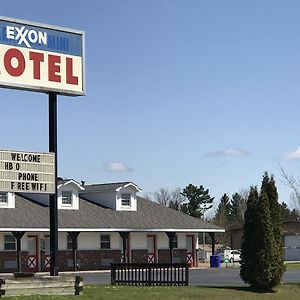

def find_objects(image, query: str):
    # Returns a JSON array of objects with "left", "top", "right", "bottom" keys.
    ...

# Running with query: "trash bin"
[{"left": 210, "top": 255, "right": 220, "bottom": 268}]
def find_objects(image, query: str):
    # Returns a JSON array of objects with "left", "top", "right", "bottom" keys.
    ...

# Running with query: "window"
[
  {"left": 67, "top": 235, "right": 73, "bottom": 250},
  {"left": 62, "top": 191, "right": 73, "bottom": 205},
  {"left": 0, "top": 192, "right": 8, "bottom": 204},
  {"left": 121, "top": 193, "right": 131, "bottom": 206},
  {"left": 100, "top": 235, "right": 111, "bottom": 249},
  {"left": 4, "top": 235, "right": 16, "bottom": 250}
]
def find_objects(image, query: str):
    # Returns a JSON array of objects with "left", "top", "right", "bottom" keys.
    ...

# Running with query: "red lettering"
[
  {"left": 48, "top": 54, "right": 61, "bottom": 82},
  {"left": 4, "top": 48, "right": 25, "bottom": 77},
  {"left": 29, "top": 51, "right": 44, "bottom": 80},
  {"left": 66, "top": 57, "right": 78, "bottom": 85}
]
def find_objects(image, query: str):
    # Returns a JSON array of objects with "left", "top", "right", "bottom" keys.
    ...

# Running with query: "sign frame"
[
  {"left": 0, "top": 16, "right": 85, "bottom": 96},
  {"left": 0, "top": 148, "right": 55, "bottom": 194}
]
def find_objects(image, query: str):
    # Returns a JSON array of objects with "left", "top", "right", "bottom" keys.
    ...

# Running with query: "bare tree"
[
  {"left": 152, "top": 187, "right": 185, "bottom": 210},
  {"left": 280, "top": 166, "right": 300, "bottom": 213},
  {"left": 153, "top": 188, "right": 171, "bottom": 206},
  {"left": 236, "top": 188, "right": 249, "bottom": 222},
  {"left": 169, "top": 188, "right": 185, "bottom": 211}
]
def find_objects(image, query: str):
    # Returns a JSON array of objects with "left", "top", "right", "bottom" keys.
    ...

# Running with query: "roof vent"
[{"left": 81, "top": 180, "right": 85, "bottom": 186}]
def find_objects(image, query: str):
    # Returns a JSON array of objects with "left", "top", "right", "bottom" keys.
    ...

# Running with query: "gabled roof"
[
  {"left": 0, "top": 195, "right": 224, "bottom": 233},
  {"left": 80, "top": 182, "right": 142, "bottom": 193},
  {"left": 57, "top": 178, "right": 85, "bottom": 190}
]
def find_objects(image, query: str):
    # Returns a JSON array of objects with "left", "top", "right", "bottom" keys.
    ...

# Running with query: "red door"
[
  {"left": 186, "top": 235, "right": 195, "bottom": 267},
  {"left": 43, "top": 236, "right": 51, "bottom": 271},
  {"left": 27, "top": 235, "right": 39, "bottom": 272},
  {"left": 147, "top": 235, "right": 156, "bottom": 263}
]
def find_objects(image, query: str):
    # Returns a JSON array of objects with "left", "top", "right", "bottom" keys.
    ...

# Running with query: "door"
[
  {"left": 43, "top": 236, "right": 51, "bottom": 271},
  {"left": 27, "top": 235, "right": 39, "bottom": 272},
  {"left": 147, "top": 235, "right": 156, "bottom": 263},
  {"left": 186, "top": 235, "right": 195, "bottom": 267}
]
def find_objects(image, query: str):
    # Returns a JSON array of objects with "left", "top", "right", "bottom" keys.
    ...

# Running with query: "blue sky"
[{"left": 1, "top": 0, "right": 300, "bottom": 210}]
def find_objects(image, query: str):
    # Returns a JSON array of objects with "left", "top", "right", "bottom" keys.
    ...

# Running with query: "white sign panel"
[
  {"left": 0, "top": 17, "right": 85, "bottom": 96},
  {"left": 0, "top": 149, "right": 55, "bottom": 194}
]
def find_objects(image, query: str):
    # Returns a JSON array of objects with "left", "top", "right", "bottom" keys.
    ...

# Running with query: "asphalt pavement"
[{"left": 80, "top": 267, "right": 300, "bottom": 286}]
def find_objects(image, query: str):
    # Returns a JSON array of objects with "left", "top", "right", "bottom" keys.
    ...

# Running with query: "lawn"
[
  {"left": 3, "top": 283, "right": 300, "bottom": 300},
  {"left": 285, "top": 262, "right": 300, "bottom": 269}
]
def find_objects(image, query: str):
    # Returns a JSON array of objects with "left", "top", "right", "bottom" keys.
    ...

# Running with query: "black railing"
[{"left": 111, "top": 263, "right": 189, "bottom": 286}]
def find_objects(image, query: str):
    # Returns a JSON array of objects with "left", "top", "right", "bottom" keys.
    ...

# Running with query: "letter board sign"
[
  {"left": 0, "top": 16, "right": 84, "bottom": 96},
  {"left": 0, "top": 149, "right": 55, "bottom": 194}
]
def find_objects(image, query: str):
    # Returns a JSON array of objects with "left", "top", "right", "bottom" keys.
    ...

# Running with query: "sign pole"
[{"left": 49, "top": 92, "right": 58, "bottom": 276}]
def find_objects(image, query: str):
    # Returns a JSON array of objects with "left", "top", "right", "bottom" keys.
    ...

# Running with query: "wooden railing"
[{"left": 111, "top": 263, "right": 189, "bottom": 286}]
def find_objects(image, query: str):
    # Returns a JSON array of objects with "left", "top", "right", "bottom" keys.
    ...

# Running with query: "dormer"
[
  {"left": 57, "top": 179, "right": 85, "bottom": 210},
  {"left": 115, "top": 183, "right": 141, "bottom": 211},
  {"left": 79, "top": 182, "right": 142, "bottom": 211},
  {"left": 0, "top": 192, "right": 15, "bottom": 208}
]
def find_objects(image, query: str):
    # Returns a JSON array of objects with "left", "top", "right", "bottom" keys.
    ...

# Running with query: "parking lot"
[{"left": 80, "top": 266, "right": 300, "bottom": 286}]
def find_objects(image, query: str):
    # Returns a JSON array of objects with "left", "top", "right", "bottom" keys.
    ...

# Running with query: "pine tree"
[
  {"left": 213, "top": 194, "right": 232, "bottom": 246},
  {"left": 260, "top": 173, "right": 285, "bottom": 286},
  {"left": 240, "top": 173, "right": 285, "bottom": 292},
  {"left": 252, "top": 191, "right": 277, "bottom": 291},
  {"left": 180, "top": 184, "right": 214, "bottom": 219},
  {"left": 240, "top": 186, "right": 259, "bottom": 285},
  {"left": 214, "top": 194, "right": 231, "bottom": 225}
]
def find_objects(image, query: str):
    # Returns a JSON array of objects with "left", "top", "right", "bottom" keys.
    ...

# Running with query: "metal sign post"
[{"left": 49, "top": 92, "right": 58, "bottom": 276}]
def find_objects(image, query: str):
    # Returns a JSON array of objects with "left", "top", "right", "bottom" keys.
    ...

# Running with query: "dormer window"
[
  {"left": 121, "top": 193, "right": 131, "bottom": 207},
  {"left": 58, "top": 179, "right": 84, "bottom": 210},
  {"left": 0, "top": 192, "right": 8, "bottom": 204},
  {"left": 62, "top": 191, "right": 73, "bottom": 205},
  {"left": 0, "top": 192, "right": 15, "bottom": 208}
]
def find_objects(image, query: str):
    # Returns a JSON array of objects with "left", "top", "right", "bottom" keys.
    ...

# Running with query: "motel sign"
[
  {"left": 0, "top": 16, "right": 85, "bottom": 276},
  {"left": 0, "top": 17, "right": 85, "bottom": 96}
]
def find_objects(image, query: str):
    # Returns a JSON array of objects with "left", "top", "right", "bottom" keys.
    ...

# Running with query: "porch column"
[
  {"left": 67, "top": 232, "right": 80, "bottom": 271},
  {"left": 208, "top": 232, "right": 216, "bottom": 255},
  {"left": 118, "top": 232, "right": 130, "bottom": 263},
  {"left": 165, "top": 232, "right": 176, "bottom": 264},
  {"left": 12, "top": 231, "right": 25, "bottom": 273}
]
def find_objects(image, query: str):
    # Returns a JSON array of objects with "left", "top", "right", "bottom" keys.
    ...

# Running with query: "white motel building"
[{"left": 0, "top": 179, "right": 224, "bottom": 273}]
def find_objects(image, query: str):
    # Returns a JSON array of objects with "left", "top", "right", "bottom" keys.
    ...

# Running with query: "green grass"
[
  {"left": 285, "top": 262, "right": 300, "bottom": 269},
  {"left": 4, "top": 283, "right": 300, "bottom": 300}
]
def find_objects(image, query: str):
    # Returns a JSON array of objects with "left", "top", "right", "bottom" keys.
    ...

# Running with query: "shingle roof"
[
  {"left": 0, "top": 195, "right": 224, "bottom": 232},
  {"left": 80, "top": 182, "right": 137, "bottom": 193},
  {"left": 0, "top": 195, "right": 49, "bottom": 229}
]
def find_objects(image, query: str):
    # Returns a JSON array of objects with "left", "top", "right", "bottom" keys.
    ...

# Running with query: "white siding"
[
  {"left": 66, "top": 232, "right": 121, "bottom": 251},
  {"left": 78, "top": 232, "right": 99, "bottom": 250},
  {"left": 284, "top": 235, "right": 300, "bottom": 261},
  {"left": 21, "top": 234, "right": 28, "bottom": 250},
  {"left": 58, "top": 232, "right": 66, "bottom": 250},
  {"left": 130, "top": 233, "right": 147, "bottom": 249},
  {"left": 177, "top": 233, "right": 186, "bottom": 249},
  {"left": 156, "top": 233, "right": 168, "bottom": 249},
  {"left": 110, "top": 233, "right": 121, "bottom": 250},
  {"left": 285, "top": 235, "right": 300, "bottom": 248}
]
